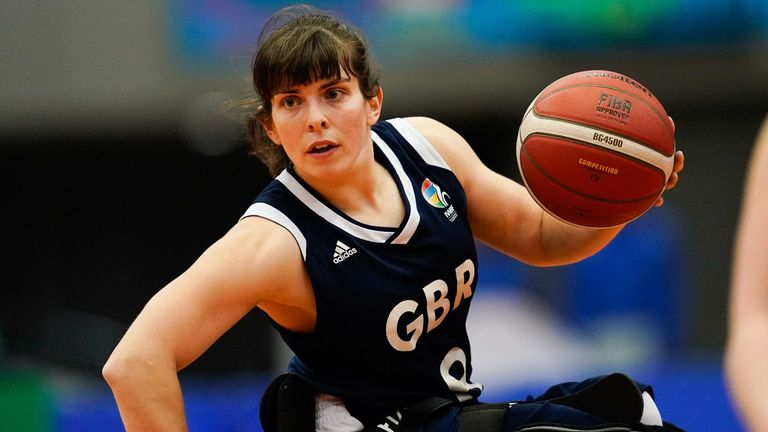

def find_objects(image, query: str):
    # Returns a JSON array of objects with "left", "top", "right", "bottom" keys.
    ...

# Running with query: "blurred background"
[{"left": 3, "top": 0, "right": 768, "bottom": 430}]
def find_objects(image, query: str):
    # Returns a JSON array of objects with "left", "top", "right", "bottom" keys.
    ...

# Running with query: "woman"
[{"left": 103, "top": 5, "right": 685, "bottom": 431}]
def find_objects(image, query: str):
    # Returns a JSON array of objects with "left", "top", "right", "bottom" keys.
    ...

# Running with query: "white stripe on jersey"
[
  {"left": 370, "top": 131, "right": 420, "bottom": 245},
  {"left": 276, "top": 171, "right": 396, "bottom": 243},
  {"left": 387, "top": 118, "right": 451, "bottom": 170},
  {"left": 240, "top": 202, "right": 308, "bottom": 260}
]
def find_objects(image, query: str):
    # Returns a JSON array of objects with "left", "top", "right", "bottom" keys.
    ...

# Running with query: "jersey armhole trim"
[
  {"left": 387, "top": 118, "right": 451, "bottom": 171},
  {"left": 240, "top": 202, "right": 308, "bottom": 260}
]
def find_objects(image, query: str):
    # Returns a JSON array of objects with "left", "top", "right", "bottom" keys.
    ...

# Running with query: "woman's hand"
[
  {"left": 655, "top": 116, "right": 684, "bottom": 207},
  {"left": 654, "top": 150, "right": 685, "bottom": 207}
]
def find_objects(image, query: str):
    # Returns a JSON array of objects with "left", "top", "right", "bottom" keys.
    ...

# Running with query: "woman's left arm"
[{"left": 405, "top": 116, "right": 683, "bottom": 267}]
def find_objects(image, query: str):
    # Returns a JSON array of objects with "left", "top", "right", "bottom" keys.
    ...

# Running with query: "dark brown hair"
[{"left": 245, "top": 5, "right": 381, "bottom": 177}]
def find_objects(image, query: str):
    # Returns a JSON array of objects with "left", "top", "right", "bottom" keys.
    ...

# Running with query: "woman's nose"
[{"left": 306, "top": 100, "right": 328, "bottom": 131}]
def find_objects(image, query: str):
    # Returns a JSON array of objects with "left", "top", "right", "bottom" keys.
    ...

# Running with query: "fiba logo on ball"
[
  {"left": 596, "top": 93, "right": 632, "bottom": 124},
  {"left": 516, "top": 69, "right": 676, "bottom": 228}
]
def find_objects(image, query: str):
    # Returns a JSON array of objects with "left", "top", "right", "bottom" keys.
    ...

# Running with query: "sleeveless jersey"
[{"left": 241, "top": 118, "right": 483, "bottom": 420}]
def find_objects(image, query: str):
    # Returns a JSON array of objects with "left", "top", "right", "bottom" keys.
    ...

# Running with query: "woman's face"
[{"left": 264, "top": 72, "right": 382, "bottom": 181}]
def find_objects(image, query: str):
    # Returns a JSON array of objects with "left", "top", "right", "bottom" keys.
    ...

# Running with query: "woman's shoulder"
[
  {"left": 213, "top": 216, "right": 309, "bottom": 303},
  {"left": 228, "top": 215, "right": 304, "bottom": 264},
  {"left": 398, "top": 116, "right": 481, "bottom": 177},
  {"left": 401, "top": 117, "right": 468, "bottom": 152},
  {"left": 399, "top": 116, "right": 450, "bottom": 137}
]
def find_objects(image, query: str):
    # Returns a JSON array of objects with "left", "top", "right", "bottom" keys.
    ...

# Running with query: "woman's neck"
[{"left": 307, "top": 161, "right": 405, "bottom": 228}]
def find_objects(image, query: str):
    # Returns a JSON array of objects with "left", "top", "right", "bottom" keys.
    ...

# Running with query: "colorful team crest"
[{"left": 421, "top": 178, "right": 450, "bottom": 209}]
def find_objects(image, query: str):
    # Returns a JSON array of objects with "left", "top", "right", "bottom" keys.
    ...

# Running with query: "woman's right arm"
[{"left": 102, "top": 216, "right": 310, "bottom": 431}]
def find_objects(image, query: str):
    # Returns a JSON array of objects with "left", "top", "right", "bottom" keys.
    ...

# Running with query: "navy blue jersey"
[{"left": 242, "top": 118, "right": 482, "bottom": 419}]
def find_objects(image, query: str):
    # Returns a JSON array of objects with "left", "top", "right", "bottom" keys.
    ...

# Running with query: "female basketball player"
[
  {"left": 726, "top": 114, "right": 768, "bottom": 432},
  {"left": 103, "top": 5, "right": 685, "bottom": 431}
]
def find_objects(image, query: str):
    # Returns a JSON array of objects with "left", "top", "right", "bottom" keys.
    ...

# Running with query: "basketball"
[{"left": 516, "top": 70, "right": 676, "bottom": 228}]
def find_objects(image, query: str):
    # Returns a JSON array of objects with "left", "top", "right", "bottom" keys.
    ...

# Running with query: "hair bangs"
[{"left": 259, "top": 28, "right": 355, "bottom": 103}]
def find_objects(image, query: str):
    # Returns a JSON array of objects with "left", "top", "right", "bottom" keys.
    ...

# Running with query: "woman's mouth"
[{"left": 308, "top": 142, "right": 338, "bottom": 154}]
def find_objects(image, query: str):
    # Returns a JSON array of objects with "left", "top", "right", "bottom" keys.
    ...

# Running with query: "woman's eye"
[
  {"left": 326, "top": 89, "right": 343, "bottom": 100},
  {"left": 281, "top": 97, "right": 299, "bottom": 108}
]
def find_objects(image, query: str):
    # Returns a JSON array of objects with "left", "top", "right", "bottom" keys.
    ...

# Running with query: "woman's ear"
[
  {"left": 261, "top": 118, "right": 282, "bottom": 145},
  {"left": 367, "top": 87, "right": 383, "bottom": 126}
]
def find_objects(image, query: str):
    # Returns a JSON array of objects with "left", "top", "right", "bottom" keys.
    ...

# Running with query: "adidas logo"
[{"left": 332, "top": 240, "right": 358, "bottom": 264}]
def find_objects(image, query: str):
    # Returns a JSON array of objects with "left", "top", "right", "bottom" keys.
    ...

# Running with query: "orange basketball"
[{"left": 516, "top": 70, "right": 676, "bottom": 228}]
